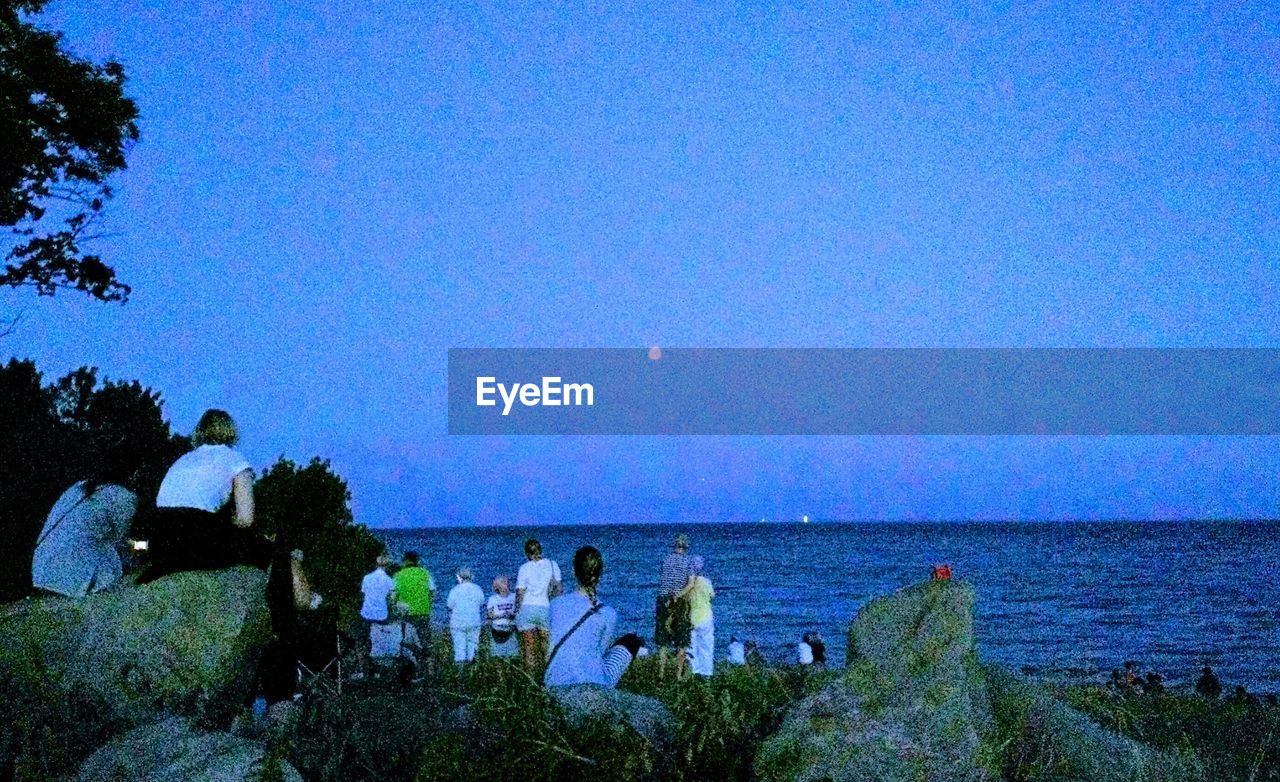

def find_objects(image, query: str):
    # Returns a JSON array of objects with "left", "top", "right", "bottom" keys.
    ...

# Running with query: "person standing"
[
  {"left": 358, "top": 554, "right": 396, "bottom": 674},
  {"left": 393, "top": 551, "right": 436, "bottom": 651},
  {"left": 655, "top": 533, "right": 694, "bottom": 680},
  {"left": 544, "top": 546, "right": 643, "bottom": 688},
  {"left": 486, "top": 575, "right": 519, "bottom": 659},
  {"left": 261, "top": 547, "right": 323, "bottom": 706},
  {"left": 515, "top": 538, "right": 562, "bottom": 670},
  {"left": 447, "top": 567, "right": 486, "bottom": 665},
  {"left": 680, "top": 555, "right": 715, "bottom": 677}
]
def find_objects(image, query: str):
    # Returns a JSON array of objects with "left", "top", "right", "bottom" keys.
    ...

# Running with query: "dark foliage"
[
  {"left": 0, "top": 359, "right": 185, "bottom": 601},
  {"left": 1063, "top": 684, "right": 1280, "bottom": 782},
  {"left": 1, "top": 0, "right": 140, "bottom": 302},
  {"left": 254, "top": 456, "right": 383, "bottom": 614}
]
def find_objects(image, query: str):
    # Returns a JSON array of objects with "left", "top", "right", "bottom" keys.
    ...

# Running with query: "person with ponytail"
[{"left": 544, "top": 546, "right": 643, "bottom": 688}]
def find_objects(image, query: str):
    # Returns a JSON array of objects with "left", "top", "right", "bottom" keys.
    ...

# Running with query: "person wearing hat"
[{"left": 655, "top": 533, "right": 694, "bottom": 680}]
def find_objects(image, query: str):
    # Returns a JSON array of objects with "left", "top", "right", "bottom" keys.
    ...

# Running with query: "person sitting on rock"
[
  {"left": 32, "top": 445, "right": 140, "bottom": 598},
  {"left": 1143, "top": 671, "right": 1164, "bottom": 694},
  {"left": 1108, "top": 669, "right": 1125, "bottom": 691},
  {"left": 544, "top": 546, "right": 643, "bottom": 688},
  {"left": 806, "top": 631, "right": 827, "bottom": 666},
  {"left": 727, "top": 636, "right": 747, "bottom": 666},
  {"left": 1196, "top": 664, "right": 1222, "bottom": 698},
  {"left": 1232, "top": 684, "right": 1261, "bottom": 707},
  {"left": 139, "top": 409, "right": 270, "bottom": 582},
  {"left": 797, "top": 634, "right": 815, "bottom": 666}
]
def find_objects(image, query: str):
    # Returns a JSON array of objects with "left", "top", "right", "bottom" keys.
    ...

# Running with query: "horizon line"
[{"left": 365, "top": 516, "right": 1278, "bottom": 532}]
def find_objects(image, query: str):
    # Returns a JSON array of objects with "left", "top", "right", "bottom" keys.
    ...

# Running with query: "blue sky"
[{"left": 5, "top": 0, "right": 1278, "bottom": 525}]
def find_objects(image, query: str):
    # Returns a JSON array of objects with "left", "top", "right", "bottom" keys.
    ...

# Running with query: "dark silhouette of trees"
[
  {"left": 0, "top": 360, "right": 185, "bottom": 600},
  {"left": 255, "top": 457, "right": 382, "bottom": 612},
  {"left": 0, "top": 359, "right": 382, "bottom": 609},
  {"left": 1, "top": 0, "right": 140, "bottom": 302}
]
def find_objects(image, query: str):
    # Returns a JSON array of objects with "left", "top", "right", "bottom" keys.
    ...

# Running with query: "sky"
[{"left": 4, "top": 0, "right": 1279, "bottom": 526}]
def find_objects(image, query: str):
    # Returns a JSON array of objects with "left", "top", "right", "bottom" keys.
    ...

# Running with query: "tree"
[
  {"left": 255, "top": 457, "right": 382, "bottom": 613},
  {"left": 1, "top": 0, "right": 139, "bottom": 302},
  {"left": 0, "top": 361, "right": 184, "bottom": 601}
]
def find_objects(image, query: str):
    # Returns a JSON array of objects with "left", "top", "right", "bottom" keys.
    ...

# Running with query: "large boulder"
[
  {"left": 76, "top": 717, "right": 302, "bottom": 782},
  {"left": 985, "top": 666, "right": 1204, "bottom": 782},
  {"left": 0, "top": 568, "right": 270, "bottom": 777},
  {"left": 756, "top": 579, "right": 999, "bottom": 782},
  {"left": 549, "top": 684, "right": 676, "bottom": 755}
]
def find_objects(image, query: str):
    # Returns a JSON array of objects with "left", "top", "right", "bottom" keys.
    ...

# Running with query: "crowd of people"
[
  {"left": 348, "top": 529, "right": 838, "bottom": 690},
  {"left": 27, "top": 408, "right": 807, "bottom": 725},
  {"left": 38, "top": 406, "right": 1273, "bottom": 732}
]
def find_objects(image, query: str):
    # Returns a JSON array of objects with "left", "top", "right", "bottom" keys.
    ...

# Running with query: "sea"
[{"left": 372, "top": 520, "right": 1279, "bottom": 691}]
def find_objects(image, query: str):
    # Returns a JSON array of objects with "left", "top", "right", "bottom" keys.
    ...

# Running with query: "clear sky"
[{"left": 5, "top": 0, "right": 1278, "bottom": 526}]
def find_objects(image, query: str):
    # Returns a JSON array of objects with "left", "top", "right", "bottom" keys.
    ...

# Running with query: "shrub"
[{"left": 1061, "top": 684, "right": 1280, "bottom": 782}]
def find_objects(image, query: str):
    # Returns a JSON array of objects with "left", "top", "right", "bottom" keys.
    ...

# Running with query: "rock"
[
  {"left": 432, "top": 684, "right": 675, "bottom": 780},
  {"left": 549, "top": 684, "right": 676, "bottom": 753},
  {"left": 756, "top": 579, "right": 999, "bottom": 782},
  {"left": 985, "top": 665, "right": 1204, "bottom": 782},
  {"left": 0, "top": 568, "right": 270, "bottom": 776},
  {"left": 76, "top": 717, "right": 302, "bottom": 782}
]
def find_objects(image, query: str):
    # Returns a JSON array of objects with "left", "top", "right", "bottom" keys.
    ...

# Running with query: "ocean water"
[{"left": 373, "top": 520, "right": 1279, "bottom": 690}]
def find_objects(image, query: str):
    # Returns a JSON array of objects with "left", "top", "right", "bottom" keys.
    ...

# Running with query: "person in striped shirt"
[{"left": 655, "top": 533, "right": 694, "bottom": 680}]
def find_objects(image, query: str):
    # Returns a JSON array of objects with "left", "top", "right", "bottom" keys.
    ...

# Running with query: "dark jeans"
[{"left": 136, "top": 506, "right": 271, "bottom": 583}]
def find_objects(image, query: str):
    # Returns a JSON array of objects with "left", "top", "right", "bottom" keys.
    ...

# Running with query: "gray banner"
[{"left": 447, "top": 348, "right": 1280, "bottom": 435}]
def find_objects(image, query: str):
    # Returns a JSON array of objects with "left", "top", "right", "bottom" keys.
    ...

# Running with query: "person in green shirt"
[{"left": 394, "top": 551, "right": 436, "bottom": 654}]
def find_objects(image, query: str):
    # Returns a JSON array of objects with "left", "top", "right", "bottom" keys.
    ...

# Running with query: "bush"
[
  {"left": 1061, "top": 685, "right": 1280, "bottom": 782},
  {"left": 416, "top": 658, "right": 659, "bottom": 782}
]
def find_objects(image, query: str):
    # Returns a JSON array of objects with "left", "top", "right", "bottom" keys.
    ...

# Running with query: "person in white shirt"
[
  {"left": 797, "top": 637, "right": 814, "bottom": 666},
  {"left": 141, "top": 409, "right": 268, "bottom": 581},
  {"left": 514, "top": 538, "right": 562, "bottom": 670},
  {"left": 727, "top": 636, "right": 747, "bottom": 666},
  {"left": 797, "top": 631, "right": 826, "bottom": 666},
  {"left": 358, "top": 554, "right": 396, "bottom": 675},
  {"left": 361, "top": 554, "right": 396, "bottom": 622},
  {"left": 32, "top": 451, "right": 139, "bottom": 597},
  {"left": 447, "top": 567, "right": 486, "bottom": 664},
  {"left": 486, "top": 575, "right": 518, "bottom": 659}
]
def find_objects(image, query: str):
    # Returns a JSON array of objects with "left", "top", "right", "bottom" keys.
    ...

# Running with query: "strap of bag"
[
  {"left": 543, "top": 598, "right": 603, "bottom": 683},
  {"left": 35, "top": 483, "right": 92, "bottom": 551}
]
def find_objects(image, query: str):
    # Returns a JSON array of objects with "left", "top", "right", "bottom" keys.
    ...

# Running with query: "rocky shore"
[{"left": 1, "top": 569, "right": 1259, "bottom": 781}]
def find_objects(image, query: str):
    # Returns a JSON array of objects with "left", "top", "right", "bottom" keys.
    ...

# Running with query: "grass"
[
  {"left": 1058, "top": 685, "right": 1280, "bottom": 782},
  {"left": 281, "top": 633, "right": 825, "bottom": 782}
]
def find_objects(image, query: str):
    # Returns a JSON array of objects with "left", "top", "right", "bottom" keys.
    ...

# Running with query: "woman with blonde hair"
[{"left": 140, "top": 409, "right": 270, "bottom": 581}]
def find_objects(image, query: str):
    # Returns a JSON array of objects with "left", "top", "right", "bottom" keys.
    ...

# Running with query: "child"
[
  {"left": 681, "top": 555, "right": 715, "bottom": 677},
  {"left": 486, "top": 575, "right": 519, "bottom": 658}
]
